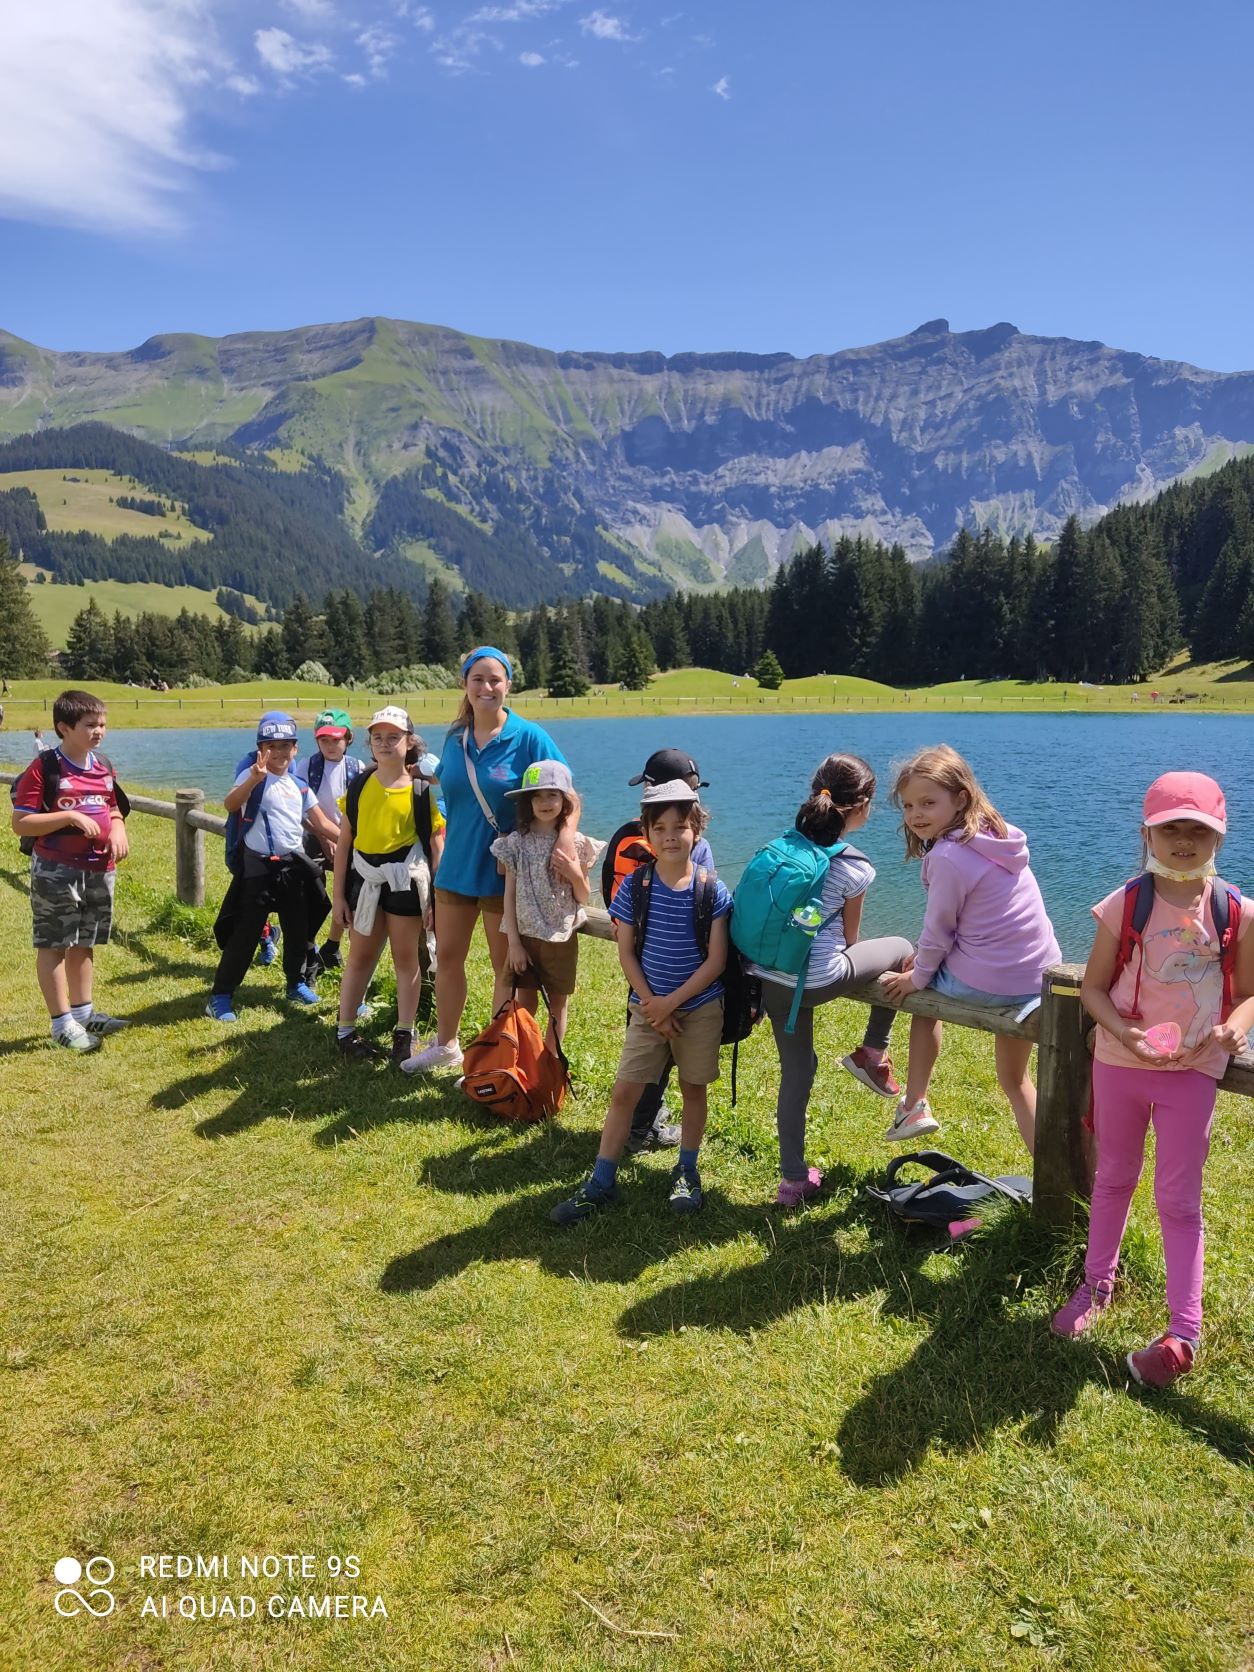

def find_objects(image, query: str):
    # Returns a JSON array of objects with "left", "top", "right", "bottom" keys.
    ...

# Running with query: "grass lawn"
[
  {"left": 1, "top": 468, "right": 211, "bottom": 543},
  {"left": 1, "top": 816, "right": 1250, "bottom": 1670},
  {"left": 4, "top": 656, "right": 1254, "bottom": 736},
  {"left": 18, "top": 579, "right": 262, "bottom": 648}
]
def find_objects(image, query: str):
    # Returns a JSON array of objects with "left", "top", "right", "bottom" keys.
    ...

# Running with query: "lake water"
[{"left": 7, "top": 712, "right": 1252, "bottom": 960}]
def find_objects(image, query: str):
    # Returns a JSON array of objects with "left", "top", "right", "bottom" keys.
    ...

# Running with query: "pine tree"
[
  {"left": 64, "top": 597, "right": 114, "bottom": 680},
  {"left": 423, "top": 577, "right": 459, "bottom": 666},
  {"left": 0, "top": 536, "right": 51, "bottom": 677},
  {"left": 547, "top": 622, "right": 590, "bottom": 697},
  {"left": 754, "top": 648, "right": 784, "bottom": 690},
  {"left": 617, "top": 629, "right": 653, "bottom": 690},
  {"left": 323, "top": 589, "right": 369, "bottom": 683}
]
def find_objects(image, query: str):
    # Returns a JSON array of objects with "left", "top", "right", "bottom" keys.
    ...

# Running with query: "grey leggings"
[{"left": 762, "top": 935, "right": 915, "bottom": 1181}]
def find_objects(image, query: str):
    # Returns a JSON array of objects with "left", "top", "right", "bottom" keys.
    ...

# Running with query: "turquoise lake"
[{"left": 7, "top": 712, "right": 1252, "bottom": 960}]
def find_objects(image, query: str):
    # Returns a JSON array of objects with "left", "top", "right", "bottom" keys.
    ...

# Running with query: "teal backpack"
[{"left": 730, "top": 830, "right": 857, "bottom": 1035}]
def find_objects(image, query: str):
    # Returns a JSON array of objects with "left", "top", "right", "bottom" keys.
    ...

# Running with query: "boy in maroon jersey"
[{"left": 10, "top": 689, "right": 130, "bottom": 1052}]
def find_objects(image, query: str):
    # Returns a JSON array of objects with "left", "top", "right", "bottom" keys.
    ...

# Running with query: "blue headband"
[{"left": 461, "top": 646, "right": 513, "bottom": 681}]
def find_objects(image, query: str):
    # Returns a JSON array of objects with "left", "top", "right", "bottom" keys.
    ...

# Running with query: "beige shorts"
[
  {"left": 617, "top": 997, "right": 724, "bottom": 1086},
  {"left": 435, "top": 887, "right": 504, "bottom": 916},
  {"left": 516, "top": 932, "right": 579, "bottom": 996}
]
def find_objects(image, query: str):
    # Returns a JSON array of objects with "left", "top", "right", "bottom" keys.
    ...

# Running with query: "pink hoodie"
[{"left": 910, "top": 824, "right": 1060, "bottom": 996}]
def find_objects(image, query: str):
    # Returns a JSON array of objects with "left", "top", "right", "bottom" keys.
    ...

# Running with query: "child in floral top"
[{"left": 491, "top": 760, "right": 604, "bottom": 1047}]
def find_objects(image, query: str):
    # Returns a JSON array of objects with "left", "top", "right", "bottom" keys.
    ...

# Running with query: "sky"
[{"left": 2, "top": 0, "right": 1253, "bottom": 367}]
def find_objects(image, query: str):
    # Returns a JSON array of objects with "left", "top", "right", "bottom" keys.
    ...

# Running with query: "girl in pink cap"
[{"left": 1053, "top": 771, "right": 1254, "bottom": 1389}]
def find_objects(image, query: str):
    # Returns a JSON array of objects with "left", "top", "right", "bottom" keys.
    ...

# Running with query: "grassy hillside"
[
  {"left": 0, "top": 813, "right": 1250, "bottom": 1670},
  {"left": 1, "top": 468, "right": 210, "bottom": 542},
  {"left": 17, "top": 577, "right": 261, "bottom": 647}
]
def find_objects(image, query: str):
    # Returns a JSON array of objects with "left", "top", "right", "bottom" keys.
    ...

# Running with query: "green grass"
[
  {"left": 1, "top": 468, "right": 211, "bottom": 542},
  {"left": 0, "top": 816, "right": 1250, "bottom": 1670},
  {"left": 18, "top": 578, "right": 262, "bottom": 647}
]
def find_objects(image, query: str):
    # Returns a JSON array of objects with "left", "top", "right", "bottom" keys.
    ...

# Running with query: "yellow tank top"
[{"left": 341, "top": 774, "right": 444, "bottom": 854}]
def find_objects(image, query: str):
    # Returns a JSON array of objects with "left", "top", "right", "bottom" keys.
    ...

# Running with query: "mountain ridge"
[{"left": 4, "top": 315, "right": 1254, "bottom": 597}]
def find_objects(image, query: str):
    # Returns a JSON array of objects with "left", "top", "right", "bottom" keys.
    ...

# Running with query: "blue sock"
[
  {"left": 591, "top": 1157, "right": 618, "bottom": 1192},
  {"left": 679, "top": 1146, "right": 700, "bottom": 1177}
]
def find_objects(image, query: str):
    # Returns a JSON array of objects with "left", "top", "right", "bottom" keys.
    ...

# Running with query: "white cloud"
[
  {"left": 357, "top": 23, "right": 400, "bottom": 75},
  {"left": 519, "top": 49, "right": 545, "bottom": 64},
  {"left": 225, "top": 73, "right": 263, "bottom": 95},
  {"left": 469, "top": 0, "right": 560, "bottom": 17},
  {"left": 0, "top": 0, "right": 224, "bottom": 234},
  {"left": 280, "top": 0, "right": 337, "bottom": 19},
  {"left": 579, "top": 9, "right": 636, "bottom": 40},
  {"left": 409, "top": 4, "right": 436, "bottom": 27},
  {"left": 343, "top": 70, "right": 368, "bottom": 87},
  {"left": 255, "top": 26, "right": 334, "bottom": 75},
  {"left": 711, "top": 73, "right": 729, "bottom": 99}
]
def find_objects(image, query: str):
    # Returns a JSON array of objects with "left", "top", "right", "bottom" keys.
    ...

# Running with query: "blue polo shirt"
[{"left": 435, "top": 712, "right": 567, "bottom": 898}]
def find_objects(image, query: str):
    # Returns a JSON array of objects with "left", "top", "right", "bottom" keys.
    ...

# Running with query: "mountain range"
[{"left": 3, "top": 315, "right": 1253, "bottom": 604}]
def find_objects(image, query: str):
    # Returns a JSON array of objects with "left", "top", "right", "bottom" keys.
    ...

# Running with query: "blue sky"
[{"left": 3, "top": 0, "right": 1253, "bottom": 367}]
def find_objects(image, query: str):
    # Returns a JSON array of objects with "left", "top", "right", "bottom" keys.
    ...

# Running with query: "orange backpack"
[{"left": 459, "top": 987, "right": 570, "bottom": 1122}]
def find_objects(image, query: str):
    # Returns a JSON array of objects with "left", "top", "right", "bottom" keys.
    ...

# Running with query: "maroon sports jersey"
[{"left": 13, "top": 750, "right": 119, "bottom": 871}]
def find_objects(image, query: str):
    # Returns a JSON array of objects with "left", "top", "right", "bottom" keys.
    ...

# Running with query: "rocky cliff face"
[{"left": 3, "top": 314, "right": 1252, "bottom": 592}]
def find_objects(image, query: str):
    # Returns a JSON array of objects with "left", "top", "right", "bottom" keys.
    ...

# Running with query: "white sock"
[
  {"left": 337, "top": 1024, "right": 356, "bottom": 1039},
  {"left": 70, "top": 1002, "right": 92, "bottom": 1024},
  {"left": 51, "top": 1012, "right": 75, "bottom": 1039}
]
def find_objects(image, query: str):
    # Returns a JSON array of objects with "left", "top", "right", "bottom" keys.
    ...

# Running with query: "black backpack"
[
  {"left": 866, "top": 1151, "right": 1033, "bottom": 1230},
  {"left": 15, "top": 747, "right": 131, "bottom": 856},
  {"left": 630, "top": 862, "right": 763, "bottom": 1103},
  {"left": 343, "top": 767, "right": 435, "bottom": 866}
]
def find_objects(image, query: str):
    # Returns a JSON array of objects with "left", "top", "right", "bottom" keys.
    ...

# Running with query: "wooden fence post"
[
  {"left": 1033, "top": 963, "right": 1093, "bottom": 1226},
  {"left": 174, "top": 788, "right": 205, "bottom": 907}
]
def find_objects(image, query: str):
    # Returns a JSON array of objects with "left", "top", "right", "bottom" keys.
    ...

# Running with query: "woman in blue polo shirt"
[{"left": 402, "top": 646, "right": 569, "bottom": 1074}]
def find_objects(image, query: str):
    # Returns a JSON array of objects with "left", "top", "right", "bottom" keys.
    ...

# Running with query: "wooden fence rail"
[{"left": 8, "top": 773, "right": 1252, "bottom": 1230}]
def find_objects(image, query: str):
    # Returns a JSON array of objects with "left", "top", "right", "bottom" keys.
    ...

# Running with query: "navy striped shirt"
[{"left": 610, "top": 867, "right": 731, "bottom": 1012}]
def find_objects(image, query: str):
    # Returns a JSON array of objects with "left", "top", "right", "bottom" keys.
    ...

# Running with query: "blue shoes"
[
  {"left": 286, "top": 982, "right": 320, "bottom": 1006},
  {"left": 668, "top": 1165, "right": 704, "bottom": 1214},
  {"left": 551, "top": 1177, "right": 619, "bottom": 1225},
  {"left": 256, "top": 923, "right": 280, "bottom": 966},
  {"left": 206, "top": 994, "right": 238, "bottom": 1023}
]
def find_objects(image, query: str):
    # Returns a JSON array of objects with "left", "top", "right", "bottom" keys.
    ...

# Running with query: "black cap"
[{"left": 628, "top": 747, "right": 709, "bottom": 788}]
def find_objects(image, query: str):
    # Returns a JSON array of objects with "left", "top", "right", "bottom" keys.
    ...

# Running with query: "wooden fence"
[{"left": 9, "top": 775, "right": 1252, "bottom": 1230}]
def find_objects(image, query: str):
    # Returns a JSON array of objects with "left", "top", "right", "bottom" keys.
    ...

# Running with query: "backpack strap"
[
  {"left": 37, "top": 747, "right": 62, "bottom": 812},
  {"left": 1111, "top": 873, "right": 1155, "bottom": 1018},
  {"left": 1211, "top": 877, "right": 1242, "bottom": 1016},
  {"left": 306, "top": 751, "right": 325, "bottom": 793},
  {"left": 343, "top": 765, "right": 374, "bottom": 841},
  {"left": 413, "top": 780, "right": 434, "bottom": 867},
  {"left": 96, "top": 753, "right": 130, "bottom": 821},
  {"left": 692, "top": 865, "right": 716, "bottom": 959},
  {"left": 631, "top": 862, "right": 654, "bottom": 964}
]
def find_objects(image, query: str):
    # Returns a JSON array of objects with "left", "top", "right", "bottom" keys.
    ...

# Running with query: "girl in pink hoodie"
[{"left": 880, "top": 745, "right": 1059, "bottom": 1152}]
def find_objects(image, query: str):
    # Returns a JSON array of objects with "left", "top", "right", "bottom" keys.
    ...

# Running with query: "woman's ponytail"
[{"left": 796, "top": 753, "right": 876, "bottom": 845}]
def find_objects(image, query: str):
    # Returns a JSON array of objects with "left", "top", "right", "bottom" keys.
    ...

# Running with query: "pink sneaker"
[
  {"left": 841, "top": 1047, "right": 901, "bottom": 1099},
  {"left": 775, "top": 1167, "right": 823, "bottom": 1207},
  {"left": 1127, "top": 1333, "right": 1195, "bottom": 1389},
  {"left": 1051, "top": 1278, "right": 1114, "bottom": 1337},
  {"left": 884, "top": 1097, "right": 939, "bottom": 1142}
]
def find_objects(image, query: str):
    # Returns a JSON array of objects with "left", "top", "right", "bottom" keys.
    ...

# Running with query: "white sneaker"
[
  {"left": 400, "top": 1039, "right": 464, "bottom": 1075},
  {"left": 54, "top": 1020, "right": 102, "bottom": 1053},
  {"left": 82, "top": 1010, "right": 128, "bottom": 1036},
  {"left": 884, "top": 1096, "right": 940, "bottom": 1142}
]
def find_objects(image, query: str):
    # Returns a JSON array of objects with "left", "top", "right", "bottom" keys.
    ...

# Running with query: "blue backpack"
[
  {"left": 730, "top": 830, "right": 857, "bottom": 1035},
  {"left": 223, "top": 751, "right": 277, "bottom": 876}
]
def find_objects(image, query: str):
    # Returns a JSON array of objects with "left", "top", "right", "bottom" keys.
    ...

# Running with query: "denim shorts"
[{"left": 929, "top": 963, "right": 1041, "bottom": 1021}]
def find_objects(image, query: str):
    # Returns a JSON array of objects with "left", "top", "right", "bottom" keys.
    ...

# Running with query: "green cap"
[{"left": 314, "top": 708, "right": 352, "bottom": 737}]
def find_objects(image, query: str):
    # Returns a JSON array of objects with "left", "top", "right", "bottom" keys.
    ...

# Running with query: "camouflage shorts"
[{"left": 30, "top": 857, "right": 115, "bottom": 948}]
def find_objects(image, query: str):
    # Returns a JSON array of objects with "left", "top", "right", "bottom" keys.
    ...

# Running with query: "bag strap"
[
  {"left": 97, "top": 754, "right": 130, "bottom": 820},
  {"left": 461, "top": 730, "right": 499, "bottom": 832},
  {"left": 693, "top": 865, "right": 715, "bottom": 959},
  {"left": 632, "top": 863, "right": 654, "bottom": 963},
  {"left": 413, "top": 780, "right": 434, "bottom": 867},
  {"left": 782, "top": 904, "right": 844, "bottom": 1036},
  {"left": 343, "top": 765, "right": 374, "bottom": 841},
  {"left": 38, "top": 747, "right": 62, "bottom": 813},
  {"left": 881, "top": 1150, "right": 1032, "bottom": 1209},
  {"left": 508, "top": 976, "right": 571, "bottom": 1073}
]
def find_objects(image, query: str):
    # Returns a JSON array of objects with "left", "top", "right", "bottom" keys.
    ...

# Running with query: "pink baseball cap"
[{"left": 1142, "top": 771, "right": 1227, "bottom": 835}]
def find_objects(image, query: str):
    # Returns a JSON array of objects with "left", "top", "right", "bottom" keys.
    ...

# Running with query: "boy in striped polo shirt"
[{"left": 551, "top": 779, "right": 731, "bottom": 1223}]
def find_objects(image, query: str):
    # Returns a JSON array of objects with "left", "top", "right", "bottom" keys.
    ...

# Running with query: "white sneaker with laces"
[
  {"left": 884, "top": 1096, "right": 940, "bottom": 1142},
  {"left": 82, "top": 1010, "right": 128, "bottom": 1036},
  {"left": 401, "top": 1039, "right": 464, "bottom": 1075}
]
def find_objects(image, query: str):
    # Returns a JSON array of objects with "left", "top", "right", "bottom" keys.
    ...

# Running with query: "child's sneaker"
[
  {"left": 337, "top": 1030, "right": 384, "bottom": 1061},
  {"left": 776, "top": 1166, "right": 823, "bottom": 1207},
  {"left": 205, "top": 995, "right": 238, "bottom": 1024},
  {"left": 82, "top": 1010, "right": 128, "bottom": 1036},
  {"left": 884, "top": 1096, "right": 940, "bottom": 1142},
  {"left": 1127, "top": 1333, "right": 1195, "bottom": 1389},
  {"left": 1051, "top": 1278, "right": 1114, "bottom": 1338},
  {"left": 390, "top": 1028, "right": 414, "bottom": 1066},
  {"left": 401, "top": 1039, "right": 464, "bottom": 1075},
  {"left": 668, "top": 1164, "right": 704, "bottom": 1214},
  {"left": 551, "top": 1176, "right": 618, "bottom": 1225},
  {"left": 841, "top": 1048, "right": 900, "bottom": 1099},
  {"left": 256, "top": 923, "right": 280, "bottom": 966},
  {"left": 55, "top": 1020, "right": 102, "bottom": 1053},
  {"left": 287, "top": 982, "right": 320, "bottom": 1006}
]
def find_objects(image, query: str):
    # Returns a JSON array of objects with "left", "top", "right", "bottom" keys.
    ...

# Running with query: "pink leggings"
[{"left": 1086, "top": 1061, "right": 1215, "bottom": 1341}]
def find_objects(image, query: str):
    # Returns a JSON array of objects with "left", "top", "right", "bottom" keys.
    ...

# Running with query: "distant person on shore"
[
  {"left": 206, "top": 712, "right": 338, "bottom": 1021},
  {"left": 602, "top": 747, "right": 716, "bottom": 1154},
  {"left": 32, "top": 728, "right": 44, "bottom": 755},
  {"left": 880, "top": 745, "right": 1059, "bottom": 1153},
  {"left": 9, "top": 689, "right": 131, "bottom": 1052},
  {"left": 739, "top": 753, "right": 913, "bottom": 1206},
  {"left": 492, "top": 760, "right": 603, "bottom": 1049},
  {"left": 295, "top": 708, "right": 369, "bottom": 974},
  {"left": 401, "top": 647, "right": 570, "bottom": 1076},
  {"left": 1051, "top": 772, "right": 1254, "bottom": 1390},
  {"left": 332, "top": 707, "right": 444, "bottom": 1065}
]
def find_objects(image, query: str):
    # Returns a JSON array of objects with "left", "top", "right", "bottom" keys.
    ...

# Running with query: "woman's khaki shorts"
[
  {"left": 617, "top": 997, "right": 724, "bottom": 1086},
  {"left": 434, "top": 887, "right": 504, "bottom": 915}
]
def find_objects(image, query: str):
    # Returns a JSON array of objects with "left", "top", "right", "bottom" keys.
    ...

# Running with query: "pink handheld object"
[{"left": 1143, "top": 1022, "right": 1182, "bottom": 1056}]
